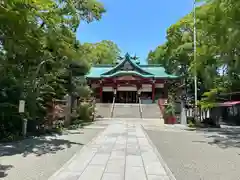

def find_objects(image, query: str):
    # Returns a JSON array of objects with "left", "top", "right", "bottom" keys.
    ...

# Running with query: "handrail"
[
  {"left": 138, "top": 97, "right": 143, "bottom": 119},
  {"left": 110, "top": 96, "right": 115, "bottom": 118}
]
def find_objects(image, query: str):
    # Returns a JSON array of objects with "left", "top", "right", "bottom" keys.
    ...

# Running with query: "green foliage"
[
  {"left": 188, "top": 120, "right": 195, "bottom": 128},
  {"left": 70, "top": 100, "right": 96, "bottom": 129},
  {"left": 164, "top": 103, "right": 175, "bottom": 117},
  {"left": 70, "top": 79, "right": 95, "bottom": 129},
  {"left": 0, "top": 0, "right": 106, "bottom": 141},
  {"left": 79, "top": 40, "right": 121, "bottom": 64},
  {"left": 163, "top": 95, "right": 175, "bottom": 117},
  {"left": 77, "top": 102, "right": 94, "bottom": 121},
  {"left": 75, "top": 85, "right": 93, "bottom": 98},
  {"left": 148, "top": 0, "right": 240, "bottom": 106}
]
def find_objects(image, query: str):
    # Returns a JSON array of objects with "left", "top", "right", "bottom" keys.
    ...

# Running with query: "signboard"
[
  {"left": 117, "top": 86, "right": 137, "bottom": 91},
  {"left": 156, "top": 83, "right": 164, "bottom": 88},
  {"left": 142, "top": 84, "right": 152, "bottom": 92},
  {"left": 19, "top": 100, "right": 25, "bottom": 113},
  {"left": 117, "top": 76, "right": 137, "bottom": 81},
  {"left": 103, "top": 87, "right": 113, "bottom": 92}
]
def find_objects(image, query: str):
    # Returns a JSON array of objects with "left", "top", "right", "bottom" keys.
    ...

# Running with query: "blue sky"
[{"left": 77, "top": 0, "right": 194, "bottom": 64}]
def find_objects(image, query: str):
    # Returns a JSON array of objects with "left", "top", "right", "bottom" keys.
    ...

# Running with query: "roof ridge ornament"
[
  {"left": 118, "top": 53, "right": 139, "bottom": 62},
  {"left": 125, "top": 53, "right": 139, "bottom": 61},
  {"left": 117, "top": 56, "right": 124, "bottom": 60},
  {"left": 125, "top": 53, "right": 130, "bottom": 60},
  {"left": 132, "top": 54, "right": 139, "bottom": 60}
]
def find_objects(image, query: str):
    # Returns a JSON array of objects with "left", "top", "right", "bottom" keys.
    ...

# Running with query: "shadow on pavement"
[
  {"left": 192, "top": 127, "right": 240, "bottom": 149},
  {"left": 0, "top": 164, "right": 13, "bottom": 179},
  {"left": 0, "top": 136, "right": 84, "bottom": 157}
]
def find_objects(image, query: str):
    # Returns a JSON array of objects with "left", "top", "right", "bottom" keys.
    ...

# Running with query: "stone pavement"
[
  {"left": 48, "top": 123, "right": 172, "bottom": 180},
  {"left": 146, "top": 128, "right": 240, "bottom": 180}
]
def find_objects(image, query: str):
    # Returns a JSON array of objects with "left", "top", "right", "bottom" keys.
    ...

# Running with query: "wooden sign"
[
  {"left": 117, "top": 76, "right": 137, "bottom": 81},
  {"left": 19, "top": 100, "right": 25, "bottom": 113}
]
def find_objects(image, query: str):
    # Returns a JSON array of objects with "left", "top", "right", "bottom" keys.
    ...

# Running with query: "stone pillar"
[{"left": 180, "top": 100, "right": 187, "bottom": 125}]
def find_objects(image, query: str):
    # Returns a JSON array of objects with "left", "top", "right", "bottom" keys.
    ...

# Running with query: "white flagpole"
[{"left": 193, "top": 0, "right": 198, "bottom": 119}]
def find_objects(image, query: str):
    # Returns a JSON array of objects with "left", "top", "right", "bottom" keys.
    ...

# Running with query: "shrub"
[{"left": 70, "top": 100, "right": 95, "bottom": 129}]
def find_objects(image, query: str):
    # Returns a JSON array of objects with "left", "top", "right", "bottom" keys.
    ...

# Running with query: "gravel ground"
[
  {"left": 0, "top": 127, "right": 104, "bottom": 180},
  {"left": 146, "top": 128, "right": 240, "bottom": 180}
]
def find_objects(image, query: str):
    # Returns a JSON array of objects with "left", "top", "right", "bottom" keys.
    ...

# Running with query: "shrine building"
[{"left": 86, "top": 53, "right": 180, "bottom": 104}]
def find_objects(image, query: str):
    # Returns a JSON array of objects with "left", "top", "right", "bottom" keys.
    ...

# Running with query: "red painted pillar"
[
  {"left": 164, "top": 82, "right": 168, "bottom": 99},
  {"left": 152, "top": 83, "right": 155, "bottom": 103},
  {"left": 99, "top": 81, "right": 103, "bottom": 102}
]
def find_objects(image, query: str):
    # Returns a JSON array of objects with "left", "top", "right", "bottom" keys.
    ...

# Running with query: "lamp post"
[{"left": 193, "top": 0, "right": 198, "bottom": 119}]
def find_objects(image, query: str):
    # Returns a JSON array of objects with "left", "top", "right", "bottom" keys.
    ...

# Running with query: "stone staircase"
[
  {"left": 95, "top": 103, "right": 112, "bottom": 118},
  {"left": 112, "top": 103, "right": 141, "bottom": 118},
  {"left": 95, "top": 102, "right": 162, "bottom": 119},
  {"left": 141, "top": 103, "right": 162, "bottom": 119}
]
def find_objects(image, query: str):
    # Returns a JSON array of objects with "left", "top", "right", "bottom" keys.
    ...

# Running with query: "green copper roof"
[
  {"left": 101, "top": 71, "right": 154, "bottom": 78},
  {"left": 86, "top": 53, "right": 179, "bottom": 79},
  {"left": 102, "top": 53, "right": 152, "bottom": 76}
]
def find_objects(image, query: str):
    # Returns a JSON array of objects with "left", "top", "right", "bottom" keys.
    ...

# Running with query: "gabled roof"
[
  {"left": 102, "top": 53, "right": 152, "bottom": 76},
  {"left": 86, "top": 53, "right": 179, "bottom": 79},
  {"left": 101, "top": 71, "right": 154, "bottom": 78}
]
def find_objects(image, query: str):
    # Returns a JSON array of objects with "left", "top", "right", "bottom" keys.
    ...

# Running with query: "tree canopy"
[
  {"left": 79, "top": 40, "right": 121, "bottom": 64},
  {"left": 147, "top": 0, "right": 240, "bottom": 107},
  {"left": 0, "top": 0, "right": 118, "bottom": 140}
]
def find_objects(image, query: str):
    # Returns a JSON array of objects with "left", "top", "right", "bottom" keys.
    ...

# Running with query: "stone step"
[
  {"left": 142, "top": 104, "right": 162, "bottom": 119},
  {"left": 95, "top": 103, "right": 111, "bottom": 118},
  {"left": 113, "top": 103, "right": 141, "bottom": 118},
  {"left": 95, "top": 103, "right": 162, "bottom": 119}
]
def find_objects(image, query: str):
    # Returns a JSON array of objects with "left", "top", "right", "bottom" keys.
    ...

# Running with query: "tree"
[
  {"left": 80, "top": 40, "right": 121, "bottom": 64},
  {"left": 147, "top": 0, "right": 240, "bottom": 107},
  {"left": 0, "top": 0, "right": 106, "bottom": 140}
]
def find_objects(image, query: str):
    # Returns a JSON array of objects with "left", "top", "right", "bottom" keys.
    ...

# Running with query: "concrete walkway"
[{"left": 48, "top": 123, "right": 172, "bottom": 180}]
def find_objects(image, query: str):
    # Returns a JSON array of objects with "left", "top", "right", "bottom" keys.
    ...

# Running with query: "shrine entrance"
[{"left": 116, "top": 91, "right": 137, "bottom": 103}]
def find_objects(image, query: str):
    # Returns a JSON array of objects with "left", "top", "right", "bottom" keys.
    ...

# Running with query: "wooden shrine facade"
[{"left": 86, "top": 53, "right": 179, "bottom": 103}]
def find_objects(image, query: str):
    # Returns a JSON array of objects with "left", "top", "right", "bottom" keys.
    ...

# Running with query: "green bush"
[
  {"left": 188, "top": 120, "right": 195, "bottom": 128},
  {"left": 77, "top": 102, "right": 95, "bottom": 121},
  {"left": 0, "top": 109, "right": 23, "bottom": 142},
  {"left": 164, "top": 103, "right": 175, "bottom": 116},
  {"left": 70, "top": 100, "right": 95, "bottom": 129},
  {"left": 77, "top": 102, "right": 91, "bottom": 120},
  {"left": 75, "top": 85, "right": 92, "bottom": 99}
]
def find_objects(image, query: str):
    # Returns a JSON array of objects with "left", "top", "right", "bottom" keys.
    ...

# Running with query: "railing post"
[
  {"left": 110, "top": 97, "right": 115, "bottom": 118},
  {"left": 110, "top": 90, "right": 116, "bottom": 118},
  {"left": 138, "top": 97, "right": 143, "bottom": 119}
]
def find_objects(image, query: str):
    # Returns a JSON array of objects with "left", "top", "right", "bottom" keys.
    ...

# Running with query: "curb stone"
[{"left": 141, "top": 125, "right": 177, "bottom": 180}]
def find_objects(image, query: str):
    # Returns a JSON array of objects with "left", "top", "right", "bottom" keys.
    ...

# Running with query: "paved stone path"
[{"left": 49, "top": 123, "right": 171, "bottom": 180}]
